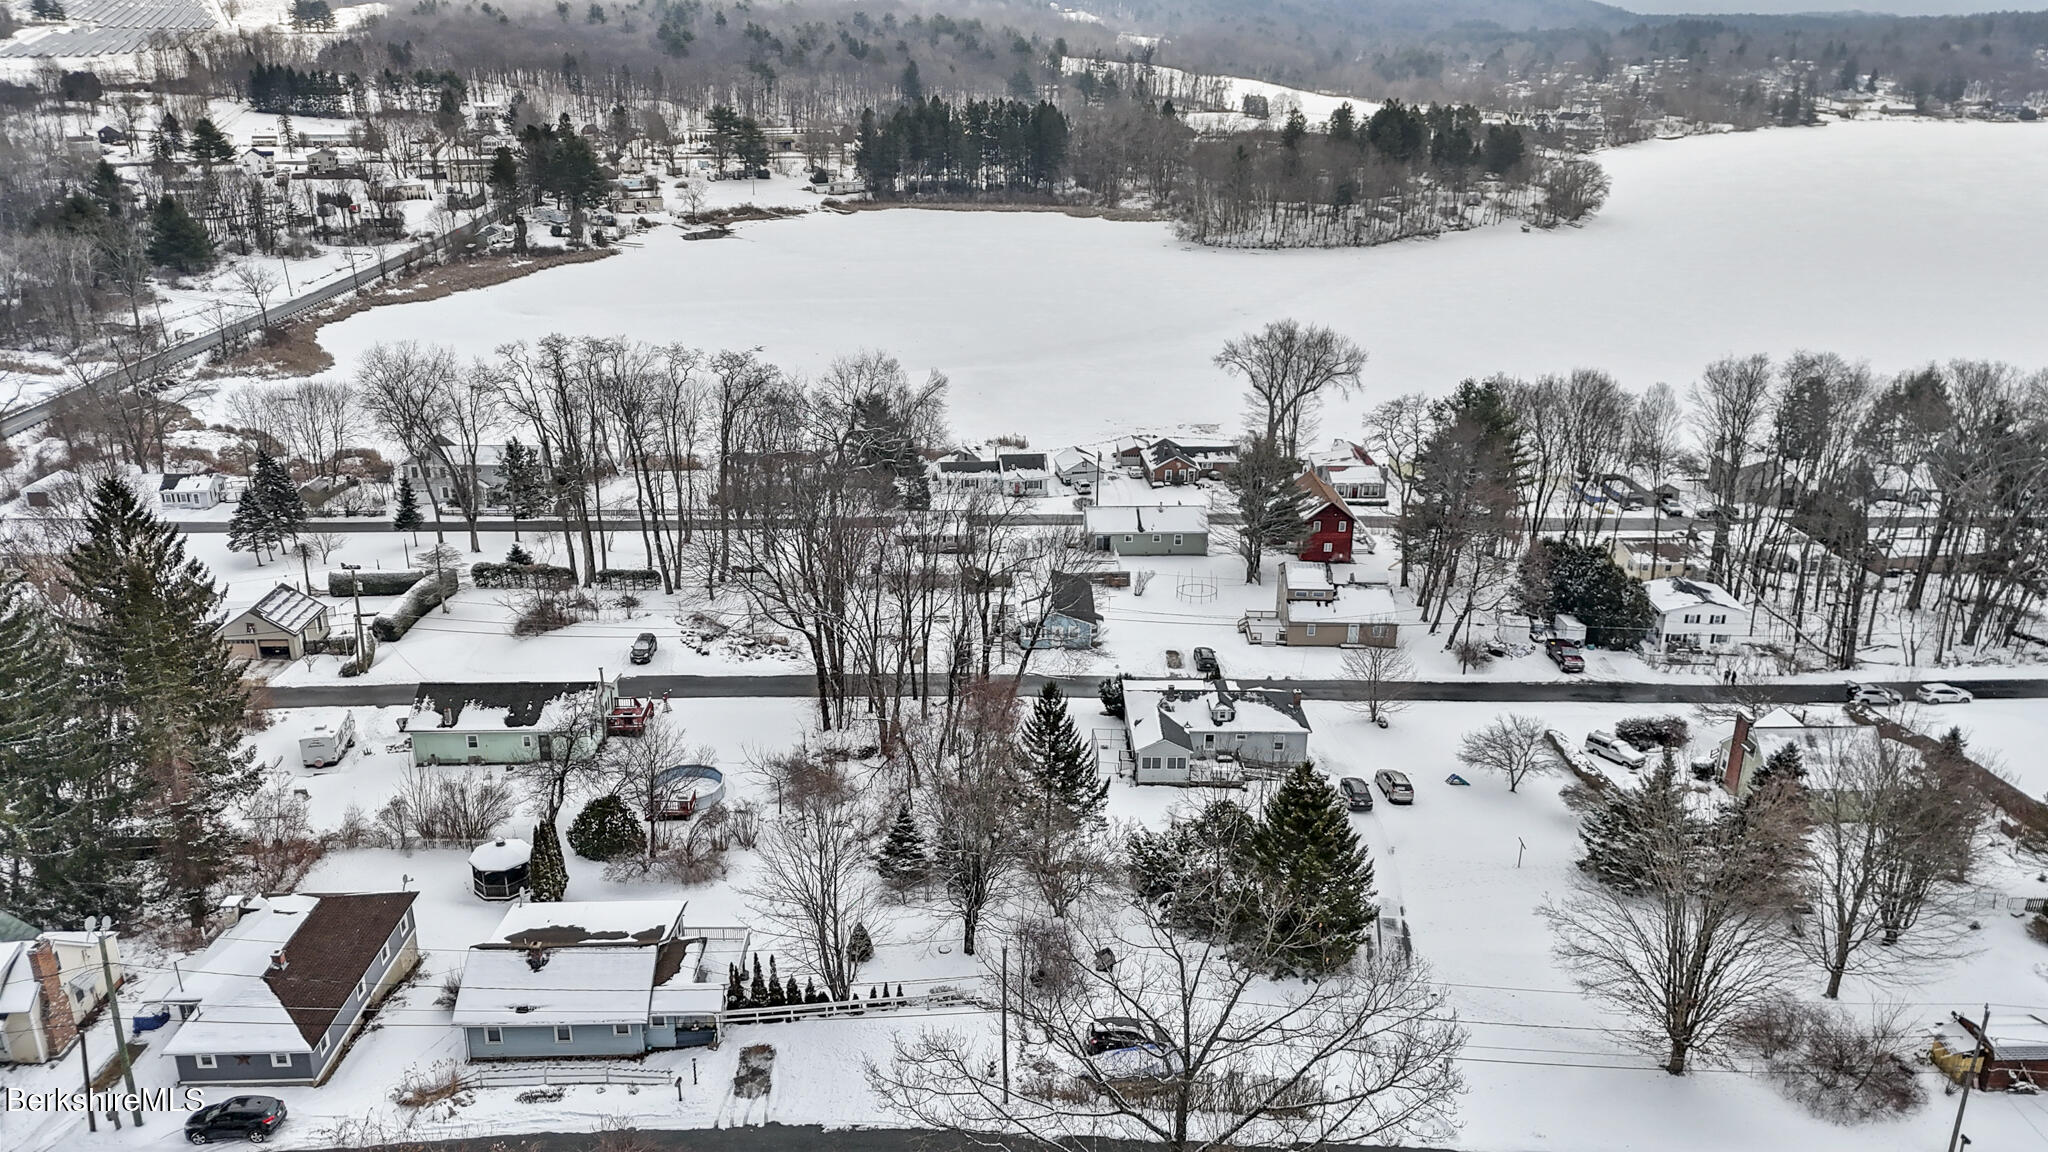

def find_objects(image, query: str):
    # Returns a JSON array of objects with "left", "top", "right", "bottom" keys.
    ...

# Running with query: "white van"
[
  {"left": 1583, "top": 730, "right": 1646, "bottom": 771},
  {"left": 299, "top": 712, "right": 357, "bottom": 769}
]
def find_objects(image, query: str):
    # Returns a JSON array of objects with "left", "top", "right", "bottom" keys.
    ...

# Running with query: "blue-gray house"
[
  {"left": 1021, "top": 572, "right": 1102, "bottom": 650},
  {"left": 452, "top": 901, "right": 747, "bottom": 1060}
]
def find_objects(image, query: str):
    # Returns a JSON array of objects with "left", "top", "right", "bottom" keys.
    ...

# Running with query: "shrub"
[
  {"left": 329, "top": 568, "right": 425, "bottom": 596},
  {"left": 1737, "top": 997, "right": 1925, "bottom": 1123},
  {"left": 370, "top": 569, "right": 458, "bottom": 641},
  {"left": 472, "top": 561, "right": 575, "bottom": 590},
  {"left": 338, "top": 632, "right": 376, "bottom": 677},
  {"left": 594, "top": 567, "right": 659, "bottom": 590},
  {"left": 2028, "top": 910, "right": 2048, "bottom": 946},
  {"left": 1615, "top": 715, "right": 1690, "bottom": 752},
  {"left": 568, "top": 794, "right": 646, "bottom": 861}
]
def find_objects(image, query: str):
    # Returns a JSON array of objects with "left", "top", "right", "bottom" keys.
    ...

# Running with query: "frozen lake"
[{"left": 319, "top": 120, "right": 2048, "bottom": 443}]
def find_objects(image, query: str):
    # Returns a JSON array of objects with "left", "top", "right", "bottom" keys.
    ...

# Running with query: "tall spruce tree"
[
  {"left": 0, "top": 577, "right": 141, "bottom": 925},
  {"left": 1224, "top": 436, "right": 1308, "bottom": 584},
  {"left": 145, "top": 195, "right": 212, "bottom": 274},
  {"left": 1576, "top": 748, "right": 1692, "bottom": 894},
  {"left": 392, "top": 475, "right": 424, "bottom": 539},
  {"left": 498, "top": 438, "right": 549, "bottom": 540},
  {"left": 875, "top": 804, "right": 929, "bottom": 886},
  {"left": 1243, "top": 762, "right": 1376, "bottom": 975},
  {"left": 226, "top": 485, "right": 275, "bottom": 564},
  {"left": 1018, "top": 681, "right": 1106, "bottom": 826},
  {"left": 250, "top": 449, "right": 307, "bottom": 548},
  {"left": 528, "top": 813, "right": 568, "bottom": 901},
  {"left": 63, "top": 479, "right": 255, "bottom": 925}
]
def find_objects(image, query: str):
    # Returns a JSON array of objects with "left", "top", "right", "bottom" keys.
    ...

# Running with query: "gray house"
[
  {"left": 408, "top": 681, "right": 615, "bottom": 767},
  {"left": 1022, "top": 573, "right": 1101, "bottom": 650},
  {"left": 163, "top": 893, "right": 419, "bottom": 1086},
  {"left": 218, "top": 583, "right": 333, "bottom": 661},
  {"left": 453, "top": 901, "right": 746, "bottom": 1060},
  {"left": 1084, "top": 504, "right": 1210, "bottom": 556},
  {"left": 1122, "top": 679, "right": 1312, "bottom": 785}
]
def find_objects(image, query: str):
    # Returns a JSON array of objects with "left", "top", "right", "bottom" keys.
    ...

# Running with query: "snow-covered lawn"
[{"left": 311, "top": 119, "right": 2048, "bottom": 444}]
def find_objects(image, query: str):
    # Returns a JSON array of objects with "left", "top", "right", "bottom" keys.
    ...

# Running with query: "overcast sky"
[{"left": 1616, "top": 1, "right": 2038, "bottom": 13}]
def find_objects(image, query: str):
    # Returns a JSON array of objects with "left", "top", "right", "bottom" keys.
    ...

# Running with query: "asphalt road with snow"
[
  {"left": 308, "top": 1124, "right": 1447, "bottom": 1151},
  {"left": 258, "top": 674, "right": 2048, "bottom": 709}
]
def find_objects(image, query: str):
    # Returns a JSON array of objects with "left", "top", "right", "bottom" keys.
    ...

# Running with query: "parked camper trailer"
[{"left": 300, "top": 712, "right": 357, "bottom": 769}]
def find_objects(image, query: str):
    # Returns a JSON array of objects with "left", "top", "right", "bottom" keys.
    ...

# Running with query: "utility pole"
[
  {"left": 94, "top": 923, "right": 143, "bottom": 1127},
  {"left": 340, "top": 562, "right": 366, "bottom": 657},
  {"left": 1947, "top": 1004, "right": 1989, "bottom": 1152},
  {"left": 77, "top": 1030, "right": 97, "bottom": 1132},
  {"left": 999, "top": 945, "right": 1010, "bottom": 1102}
]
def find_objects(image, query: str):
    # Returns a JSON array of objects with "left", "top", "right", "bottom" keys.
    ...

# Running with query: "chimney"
[
  {"left": 1723, "top": 710, "right": 1754, "bottom": 795},
  {"left": 28, "top": 940, "right": 80, "bottom": 1060},
  {"left": 268, "top": 948, "right": 289, "bottom": 974}
]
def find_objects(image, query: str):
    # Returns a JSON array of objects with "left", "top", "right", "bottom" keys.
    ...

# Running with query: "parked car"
[
  {"left": 1192, "top": 647, "right": 1219, "bottom": 676},
  {"left": 1845, "top": 683, "right": 1902, "bottom": 707},
  {"left": 1916, "top": 682, "right": 1973, "bottom": 705},
  {"left": 629, "top": 632, "right": 658, "bottom": 664},
  {"left": 1374, "top": 769, "right": 1415, "bottom": 804},
  {"left": 1548, "top": 643, "right": 1585, "bottom": 674},
  {"left": 1086, "top": 1016, "right": 1166, "bottom": 1056},
  {"left": 1657, "top": 495, "right": 1687, "bottom": 517},
  {"left": 1584, "top": 730, "right": 1647, "bottom": 771},
  {"left": 186, "top": 1096, "right": 287, "bottom": 1144},
  {"left": 1338, "top": 776, "right": 1375, "bottom": 812}
]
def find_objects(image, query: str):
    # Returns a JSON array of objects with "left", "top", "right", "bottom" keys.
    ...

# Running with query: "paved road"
[
  {"left": 259, "top": 673, "right": 2048, "bottom": 710},
  {"left": 310, "top": 1124, "right": 1446, "bottom": 1151}
]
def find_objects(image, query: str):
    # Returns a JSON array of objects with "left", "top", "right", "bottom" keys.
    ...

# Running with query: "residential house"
[
  {"left": 18, "top": 470, "right": 80, "bottom": 510},
  {"left": 453, "top": 901, "right": 748, "bottom": 1059},
  {"left": 932, "top": 457, "right": 1003, "bottom": 492},
  {"left": 1145, "top": 439, "right": 1238, "bottom": 485},
  {"left": 237, "top": 147, "right": 277, "bottom": 178},
  {"left": 1022, "top": 573, "right": 1101, "bottom": 650},
  {"left": 1295, "top": 472, "right": 1359, "bottom": 563},
  {"left": 1609, "top": 537, "right": 1693, "bottom": 582},
  {"left": 1123, "top": 680, "right": 1312, "bottom": 784},
  {"left": 159, "top": 472, "right": 227, "bottom": 510},
  {"left": 1051, "top": 447, "right": 1101, "bottom": 490},
  {"left": 1083, "top": 504, "right": 1209, "bottom": 556},
  {"left": 1308, "top": 440, "right": 1389, "bottom": 505},
  {"left": 1933, "top": 1014, "right": 2048, "bottom": 1091},
  {"left": 407, "top": 681, "right": 617, "bottom": 766},
  {"left": 998, "top": 452, "right": 1050, "bottom": 497},
  {"left": 1708, "top": 705, "right": 1866, "bottom": 796},
  {"left": 1645, "top": 577, "right": 1750, "bottom": 655},
  {"left": 218, "top": 584, "right": 333, "bottom": 661},
  {"left": 400, "top": 440, "right": 512, "bottom": 511},
  {"left": 304, "top": 147, "right": 345, "bottom": 176},
  {"left": 1873, "top": 462, "right": 1937, "bottom": 505},
  {"left": 0, "top": 930, "right": 120, "bottom": 1065},
  {"left": 1240, "top": 562, "right": 1400, "bottom": 648},
  {"left": 163, "top": 893, "right": 418, "bottom": 1086}
]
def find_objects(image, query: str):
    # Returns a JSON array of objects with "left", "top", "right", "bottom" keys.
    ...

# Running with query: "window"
[
  {"left": 521, "top": 735, "right": 532, "bottom": 747},
  {"left": 195, "top": 1054, "right": 217, "bottom": 1069},
  {"left": 1709, "top": 614, "right": 1727, "bottom": 625},
  {"left": 270, "top": 1053, "right": 294, "bottom": 1068},
  {"left": 555, "top": 1025, "right": 573, "bottom": 1043},
  {"left": 1203, "top": 733, "right": 1215, "bottom": 746},
  {"left": 1711, "top": 634, "right": 1731, "bottom": 645},
  {"left": 1141, "top": 756, "right": 1160, "bottom": 772},
  {"left": 1273, "top": 740, "right": 1285, "bottom": 751},
  {"left": 1168, "top": 757, "right": 1187, "bottom": 773},
  {"left": 379, "top": 943, "right": 390, "bottom": 962},
  {"left": 1305, "top": 623, "right": 1317, "bottom": 637},
  {"left": 317, "top": 1036, "right": 330, "bottom": 1055},
  {"left": 1339, "top": 521, "right": 1349, "bottom": 534},
  {"left": 1322, "top": 542, "right": 1333, "bottom": 554},
  {"left": 1235, "top": 733, "right": 1245, "bottom": 742},
  {"left": 614, "top": 1023, "right": 632, "bottom": 1036},
  {"left": 1173, "top": 535, "right": 1183, "bottom": 547},
  {"left": 357, "top": 977, "right": 368, "bottom": 998},
  {"left": 1123, "top": 535, "right": 1134, "bottom": 544},
  {"left": 1152, "top": 534, "right": 1162, "bottom": 543},
  {"left": 466, "top": 734, "right": 479, "bottom": 750},
  {"left": 483, "top": 1027, "right": 503, "bottom": 1044},
  {"left": 1683, "top": 613, "right": 1701, "bottom": 624}
]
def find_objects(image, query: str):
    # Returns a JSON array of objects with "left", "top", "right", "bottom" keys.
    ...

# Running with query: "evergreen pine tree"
[
  {"left": 392, "top": 475, "right": 424, "bottom": 538},
  {"left": 725, "top": 963, "right": 745, "bottom": 1008},
  {"left": 848, "top": 921, "right": 874, "bottom": 965},
  {"left": 1752, "top": 742, "right": 1805, "bottom": 790},
  {"left": 1577, "top": 748, "right": 1691, "bottom": 894},
  {"left": 1019, "top": 681, "right": 1107, "bottom": 826},
  {"left": 250, "top": 448, "right": 307, "bottom": 553},
  {"left": 226, "top": 484, "right": 275, "bottom": 564},
  {"left": 1243, "top": 762, "right": 1376, "bottom": 975},
  {"left": 786, "top": 975, "right": 802, "bottom": 1005},
  {"left": 0, "top": 577, "right": 141, "bottom": 926},
  {"left": 764, "top": 966, "right": 787, "bottom": 1007},
  {"left": 188, "top": 117, "right": 235, "bottom": 166},
  {"left": 1223, "top": 436, "right": 1308, "bottom": 584},
  {"left": 506, "top": 543, "right": 534, "bottom": 566},
  {"left": 804, "top": 976, "right": 819, "bottom": 1004},
  {"left": 527, "top": 813, "right": 568, "bottom": 901},
  {"left": 749, "top": 956, "right": 768, "bottom": 1005},
  {"left": 62, "top": 479, "right": 255, "bottom": 926},
  {"left": 498, "top": 438, "right": 550, "bottom": 540},
  {"left": 145, "top": 196, "right": 213, "bottom": 274},
  {"left": 875, "top": 804, "right": 929, "bottom": 886},
  {"left": 1098, "top": 676, "right": 1125, "bottom": 718}
]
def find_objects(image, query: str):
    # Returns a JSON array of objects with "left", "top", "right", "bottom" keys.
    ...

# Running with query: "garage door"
[{"left": 257, "top": 643, "right": 292, "bottom": 658}]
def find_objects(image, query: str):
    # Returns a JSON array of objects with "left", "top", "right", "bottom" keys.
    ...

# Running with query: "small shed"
[
  {"left": 468, "top": 839, "right": 531, "bottom": 901},
  {"left": 18, "top": 470, "right": 80, "bottom": 510}
]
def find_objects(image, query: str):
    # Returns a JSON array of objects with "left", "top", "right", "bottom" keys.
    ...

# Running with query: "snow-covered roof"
[
  {"left": 237, "top": 583, "right": 326, "bottom": 634},
  {"left": 1083, "top": 504, "right": 1210, "bottom": 535},
  {"left": 1286, "top": 584, "right": 1398, "bottom": 625},
  {"left": 411, "top": 682, "right": 604, "bottom": 731},
  {"left": 482, "top": 900, "right": 684, "bottom": 948},
  {"left": 468, "top": 839, "right": 532, "bottom": 871},
  {"left": 1283, "top": 562, "right": 1334, "bottom": 592},
  {"left": 19, "top": 470, "right": 77, "bottom": 496},
  {"left": 1051, "top": 447, "right": 1096, "bottom": 471},
  {"left": 454, "top": 946, "right": 658, "bottom": 1027},
  {"left": 0, "top": 940, "right": 36, "bottom": 1015},
  {"left": 163, "top": 473, "right": 221, "bottom": 494},
  {"left": 1126, "top": 684, "right": 1312, "bottom": 750},
  {"left": 1644, "top": 577, "right": 1745, "bottom": 616}
]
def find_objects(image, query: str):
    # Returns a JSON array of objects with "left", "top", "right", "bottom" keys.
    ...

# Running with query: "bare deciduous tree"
[
  {"left": 1456, "top": 713, "right": 1553, "bottom": 793},
  {"left": 1341, "top": 641, "right": 1414, "bottom": 728},
  {"left": 744, "top": 793, "right": 884, "bottom": 999},
  {"left": 868, "top": 892, "right": 1465, "bottom": 1151},
  {"left": 1214, "top": 319, "right": 1367, "bottom": 457}
]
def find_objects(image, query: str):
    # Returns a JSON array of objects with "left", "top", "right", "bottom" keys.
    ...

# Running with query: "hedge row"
[
  {"left": 472, "top": 561, "right": 576, "bottom": 590},
  {"left": 329, "top": 568, "right": 425, "bottom": 596},
  {"left": 595, "top": 568, "right": 659, "bottom": 590},
  {"left": 371, "top": 570, "right": 459, "bottom": 642}
]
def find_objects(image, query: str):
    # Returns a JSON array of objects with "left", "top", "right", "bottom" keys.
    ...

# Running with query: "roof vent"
[{"left": 267, "top": 949, "right": 288, "bottom": 974}]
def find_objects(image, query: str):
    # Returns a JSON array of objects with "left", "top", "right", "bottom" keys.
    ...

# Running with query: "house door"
[
  {"left": 1345, "top": 624, "right": 1359, "bottom": 645},
  {"left": 536, "top": 735, "right": 554, "bottom": 760}
]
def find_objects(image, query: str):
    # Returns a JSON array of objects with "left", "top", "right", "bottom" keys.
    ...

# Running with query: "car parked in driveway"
[
  {"left": 629, "top": 632, "right": 658, "bottom": 664},
  {"left": 1584, "top": 730, "right": 1647, "bottom": 771},
  {"left": 1374, "top": 769, "right": 1414, "bottom": 804},
  {"left": 1192, "top": 647, "right": 1219, "bottom": 676},
  {"left": 1845, "top": 683, "right": 1902, "bottom": 707},
  {"left": 186, "top": 1096, "right": 287, "bottom": 1144},
  {"left": 1916, "top": 682, "right": 1973, "bottom": 705},
  {"left": 1339, "top": 776, "right": 1375, "bottom": 811},
  {"left": 1548, "top": 642, "right": 1584, "bottom": 674}
]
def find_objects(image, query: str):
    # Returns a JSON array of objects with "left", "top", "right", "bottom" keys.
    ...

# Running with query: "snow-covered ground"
[
  {"left": 313, "top": 120, "right": 2048, "bottom": 446},
  {"left": 13, "top": 696, "right": 2048, "bottom": 1151}
]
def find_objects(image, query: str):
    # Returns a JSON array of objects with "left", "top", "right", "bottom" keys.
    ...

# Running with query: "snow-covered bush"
[
  {"left": 371, "top": 569, "right": 458, "bottom": 641},
  {"left": 1615, "top": 715, "right": 1690, "bottom": 752},
  {"left": 568, "top": 794, "right": 646, "bottom": 861},
  {"left": 329, "top": 568, "right": 424, "bottom": 596}
]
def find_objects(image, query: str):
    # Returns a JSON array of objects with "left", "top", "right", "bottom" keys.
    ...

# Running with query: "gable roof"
[
  {"left": 1645, "top": 577, "right": 1744, "bottom": 616},
  {"left": 265, "top": 893, "right": 418, "bottom": 1046},
  {"left": 1294, "top": 471, "right": 1353, "bottom": 516},
  {"left": 1048, "top": 573, "right": 1101, "bottom": 625},
  {"left": 412, "top": 682, "right": 601, "bottom": 729},
  {"left": 480, "top": 900, "right": 686, "bottom": 948},
  {"left": 0, "top": 908, "right": 37, "bottom": 941},
  {"left": 1083, "top": 504, "right": 1210, "bottom": 536},
  {"left": 238, "top": 583, "right": 326, "bottom": 634},
  {"left": 1148, "top": 438, "right": 1235, "bottom": 468}
]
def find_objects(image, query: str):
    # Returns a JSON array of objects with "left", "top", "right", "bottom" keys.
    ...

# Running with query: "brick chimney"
[
  {"left": 1722, "top": 710, "right": 1754, "bottom": 795},
  {"left": 27, "top": 941, "right": 79, "bottom": 1061},
  {"left": 268, "top": 948, "right": 289, "bottom": 975}
]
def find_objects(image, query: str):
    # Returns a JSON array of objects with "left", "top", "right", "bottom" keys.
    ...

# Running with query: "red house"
[{"left": 1296, "top": 472, "right": 1357, "bottom": 564}]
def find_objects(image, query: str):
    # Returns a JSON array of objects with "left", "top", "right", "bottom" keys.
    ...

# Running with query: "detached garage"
[{"left": 219, "top": 584, "right": 332, "bottom": 661}]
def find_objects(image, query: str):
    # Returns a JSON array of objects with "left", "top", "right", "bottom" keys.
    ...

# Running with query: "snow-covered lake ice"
[{"left": 318, "top": 119, "right": 2048, "bottom": 443}]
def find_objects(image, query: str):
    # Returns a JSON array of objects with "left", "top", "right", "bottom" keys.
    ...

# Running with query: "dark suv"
[
  {"left": 186, "top": 1096, "right": 287, "bottom": 1144},
  {"left": 629, "top": 632, "right": 658, "bottom": 664},
  {"left": 1339, "top": 777, "right": 1375, "bottom": 812},
  {"left": 1192, "top": 647, "right": 1219, "bottom": 677},
  {"left": 1546, "top": 640, "right": 1585, "bottom": 674}
]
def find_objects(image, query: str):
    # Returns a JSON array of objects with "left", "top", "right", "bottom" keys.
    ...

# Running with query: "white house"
[
  {"left": 1051, "top": 447, "right": 1101, "bottom": 490},
  {"left": 1645, "top": 577, "right": 1749, "bottom": 655},
  {"left": 1308, "top": 440, "right": 1390, "bottom": 505},
  {"left": 1709, "top": 705, "right": 1869, "bottom": 796},
  {"left": 0, "top": 930, "right": 120, "bottom": 1065},
  {"left": 1610, "top": 537, "right": 1693, "bottom": 582},
  {"left": 159, "top": 472, "right": 226, "bottom": 510},
  {"left": 1122, "top": 680, "right": 1312, "bottom": 785}
]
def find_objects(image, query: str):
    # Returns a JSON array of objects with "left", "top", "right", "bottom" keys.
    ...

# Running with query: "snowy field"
[
  {"left": 314, "top": 120, "right": 2048, "bottom": 445},
  {"left": 11, "top": 697, "right": 2048, "bottom": 1151}
]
